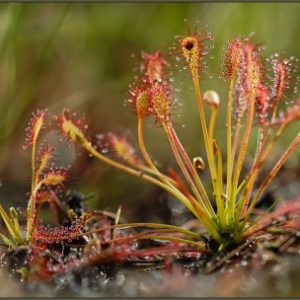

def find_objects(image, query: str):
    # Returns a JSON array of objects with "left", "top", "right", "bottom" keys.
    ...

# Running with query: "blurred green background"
[{"left": 0, "top": 3, "right": 299, "bottom": 218}]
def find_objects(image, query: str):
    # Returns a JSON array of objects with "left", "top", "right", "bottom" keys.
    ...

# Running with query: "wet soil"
[{"left": 1, "top": 235, "right": 300, "bottom": 298}]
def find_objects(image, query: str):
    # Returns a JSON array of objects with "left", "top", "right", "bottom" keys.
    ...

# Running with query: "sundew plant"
[
  {"left": 56, "top": 23, "right": 300, "bottom": 249},
  {"left": 0, "top": 23, "right": 300, "bottom": 270}
]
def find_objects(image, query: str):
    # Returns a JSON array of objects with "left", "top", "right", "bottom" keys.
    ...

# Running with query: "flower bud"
[
  {"left": 203, "top": 90, "right": 220, "bottom": 108},
  {"left": 193, "top": 156, "right": 205, "bottom": 172}
]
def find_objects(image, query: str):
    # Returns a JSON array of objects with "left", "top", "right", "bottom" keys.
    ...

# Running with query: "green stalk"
[
  {"left": 0, "top": 204, "right": 23, "bottom": 244},
  {"left": 226, "top": 74, "right": 237, "bottom": 203},
  {"left": 0, "top": 233, "right": 16, "bottom": 249},
  {"left": 236, "top": 123, "right": 287, "bottom": 218},
  {"left": 166, "top": 124, "right": 214, "bottom": 216},
  {"left": 101, "top": 234, "right": 205, "bottom": 250},
  {"left": 214, "top": 142, "right": 224, "bottom": 204},
  {"left": 163, "top": 124, "right": 218, "bottom": 228},
  {"left": 85, "top": 222, "right": 202, "bottom": 239},
  {"left": 137, "top": 117, "right": 214, "bottom": 227},
  {"left": 133, "top": 164, "right": 176, "bottom": 186},
  {"left": 193, "top": 78, "right": 217, "bottom": 186},
  {"left": 138, "top": 117, "right": 175, "bottom": 188},
  {"left": 192, "top": 78, "right": 224, "bottom": 225},
  {"left": 31, "top": 137, "right": 37, "bottom": 193},
  {"left": 80, "top": 138, "right": 201, "bottom": 219},
  {"left": 247, "top": 132, "right": 300, "bottom": 215},
  {"left": 26, "top": 181, "right": 43, "bottom": 240},
  {"left": 231, "top": 116, "right": 243, "bottom": 168},
  {"left": 208, "top": 107, "right": 218, "bottom": 144},
  {"left": 230, "top": 92, "right": 255, "bottom": 219}
]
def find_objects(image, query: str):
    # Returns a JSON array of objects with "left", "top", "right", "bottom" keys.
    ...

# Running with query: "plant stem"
[
  {"left": 164, "top": 124, "right": 214, "bottom": 216},
  {"left": 247, "top": 132, "right": 300, "bottom": 215},
  {"left": 102, "top": 234, "right": 205, "bottom": 250},
  {"left": 208, "top": 107, "right": 218, "bottom": 144},
  {"left": 244, "top": 198, "right": 300, "bottom": 238},
  {"left": 0, "top": 204, "right": 23, "bottom": 244},
  {"left": 167, "top": 124, "right": 214, "bottom": 215},
  {"left": 72, "top": 129, "right": 222, "bottom": 238},
  {"left": 230, "top": 92, "right": 255, "bottom": 219},
  {"left": 270, "top": 95, "right": 282, "bottom": 125},
  {"left": 236, "top": 122, "right": 287, "bottom": 218},
  {"left": 80, "top": 139, "right": 200, "bottom": 219},
  {"left": 136, "top": 117, "right": 218, "bottom": 230},
  {"left": 226, "top": 75, "right": 236, "bottom": 202},
  {"left": 168, "top": 125, "right": 195, "bottom": 176},
  {"left": 26, "top": 181, "right": 43, "bottom": 240},
  {"left": 86, "top": 222, "right": 202, "bottom": 239},
  {"left": 231, "top": 117, "right": 242, "bottom": 167},
  {"left": 259, "top": 123, "right": 287, "bottom": 166},
  {"left": 31, "top": 139, "right": 37, "bottom": 193},
  {"left": 137, "top": 117, "right": 174, "bottom": 187},
  {"left": 214, "top": 142, "right": 224, "bottom": 202},
  {"left": 192, "top": 78, "right": 217, "bottom": 183},
  {"left": 134, "top": 165, "right": 176, "bottom": 185},
  {"left": 192, "top": 78, "right": 224, "bottom": 225},
  {"left": 161, "top": 126, "right": 221, "bottom": 241}
]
